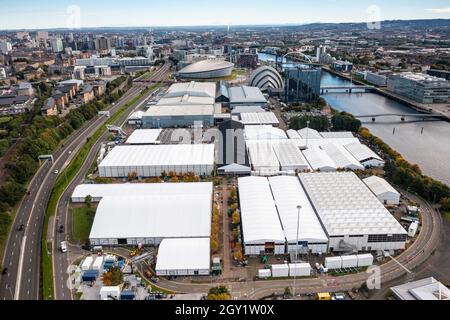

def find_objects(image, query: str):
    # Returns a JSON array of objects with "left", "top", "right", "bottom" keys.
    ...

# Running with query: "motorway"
[
  {"left": 53, "top": 63, "right": 171, "bottom": 300},
  {"left": 0, "top": 63, "right": 170, "bottom": 300}
]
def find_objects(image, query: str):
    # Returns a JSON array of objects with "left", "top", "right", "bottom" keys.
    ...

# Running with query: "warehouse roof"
[
  {"left": 244, "top": 125, "right": 288, "bottom": 140},
  {"left": 269, "top": 176, "right": 328, "bottom": 243},
  {"left": 344, "top": 142, "right": 384, "bottom": 162},
  {"left": 299, "top": 172, "right": 407, "bottom": 236},
  {"left": 231, "top": 106, "right": 266, "bottom": 115},
  {"left": 363, "top": 176, "right": 400, "bottom": 197},
  {"left": 71, "top": 182, "right": 213, "bottom": 202},
  {"left": 302, "top": 147, "right": 337, "bottom": 172},
  {"left": 156, "top": 238, "right": 210, "bottom": 273},
  {"left": 125, "top": 129, "right": 162, "bottom": 145},
  {"left": 238, "top": 177, "right": 285, "bottom": 244},
  {"left": 229, "top": 86, "right": 267, "bottom": 104},
  {"left": 98, "top": 144, "right": 215, "bottom": 168},
  {"left": 240, "top": 112, "right": 279, "bottom": 126},
  {"left": 320, "top": 143, "right": 364, "bottom": 170},
  {"left": 390, "top": 277, "right": 450, "bottom": 300},
  {"left": 143, "top": 104, "right": 215, "bottom": 117},
  {"left": 89, "top": 194, "right": 212, "bottom": 240}
]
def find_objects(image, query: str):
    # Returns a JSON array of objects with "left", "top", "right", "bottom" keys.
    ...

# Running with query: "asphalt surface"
[
  {"left": 136, "top": 190, "right": 442, "bottom": 300},
  {"left": 53, "top": 64, "right": 171, "bottom": 300},
  {"left": 0, "top": 65, "right": 169, "bottom": 300}
]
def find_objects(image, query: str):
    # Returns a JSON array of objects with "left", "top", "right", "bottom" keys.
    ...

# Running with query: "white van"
[{"left": 60, "top": 241, "right": 67, "bottom": 253}]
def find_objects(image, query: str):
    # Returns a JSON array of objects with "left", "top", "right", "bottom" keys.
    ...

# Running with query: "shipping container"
[
  {"left": 356, "top": 254, "right": 374, "bottom": 267},
  {"left": 341, "top": 255, "right": 358, "bottom": 268},
  {"left": 81, "top": 256, "right": 94, "bottom": 271},
  {"left": 258, "top": 269, "right": 272, "bottom": 278},
  {"left": 325, "top": 257, "right": 342, "bottom": 270},
  {"left": 100, "top": 286, "right": 121, "bottom": 300},
  {"left": 288, "top": 263, "right": 311, "bottom": 277},
  {"left": 271, "top": 264, "right": 289, "bottom": 278},
  {"left": 92, "top": 256, "right": 104, "bottom": 270}
]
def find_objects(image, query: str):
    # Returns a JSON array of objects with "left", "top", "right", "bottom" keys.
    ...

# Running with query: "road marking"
[{"left": 14, "top": 235, "right": 26, "bottom": 300}]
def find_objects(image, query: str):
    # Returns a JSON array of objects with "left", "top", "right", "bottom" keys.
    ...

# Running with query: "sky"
[{"left": 1, "top": 0, "right": 450, "bottom": 30}]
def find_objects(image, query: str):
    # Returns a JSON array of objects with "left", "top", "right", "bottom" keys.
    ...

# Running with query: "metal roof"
[
  {"left": 299, "top": 172, "right": 407, "bottom": 236},
  {"left": 229, "top": 86, "right": 267, "bottom": 104},
  {"left": 144, "top": 104, "right": 215, "bottom": 117}
]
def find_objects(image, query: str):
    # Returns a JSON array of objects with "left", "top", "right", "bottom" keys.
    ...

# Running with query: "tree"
[
  {"left": 207, "top": 286, "right": 231, "bottom": 300},
  {"left": 128, "top": 171, "right": 138, "bottom": 181},
  {"left": 289, "top": 115, "right": 330, "bottom": 131},
  {"left": 284, "top": 287, "right": 292, "bottom": 298},
  {"left": 440, "top": 197, "right": 450, "bottom": 211},
  {"left": 85, "top": 195, "right": 92, "bottom": 209},
  {"left": 210, "top": 238, "right": 219, "bottom": 254},
  {"left": 331, "top": 112, "right": 362, "bottom": 132},
  {"left": 0, "top": 182, "right": 26, "bottom": 207},
  {"left": 102, "top": 266, "right": 123, "bottom": 286},
  {"left": 233, "top": 243, "right": 243, "bottom": 262},
  {"left": 232, "top": 211, "right": 241, "bottom": 226}
]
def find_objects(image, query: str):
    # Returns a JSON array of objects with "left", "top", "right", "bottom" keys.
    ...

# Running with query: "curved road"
[
  {"left": 0, "top": 66, "right": 167, "bottom": 300},
  {"left": 53, "top": 64, "right": 171, "bottom": 300},
  {"left": 140, "top": 190, "right": 442, "bottom": 300}
]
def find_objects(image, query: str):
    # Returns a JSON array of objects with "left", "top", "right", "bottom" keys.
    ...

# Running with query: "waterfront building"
[
  {"left": 284, "top": 65, "right": 322, "bottom": 103},
  {"left": 387, "top": 72, "right": 450, "bottom": 104}
]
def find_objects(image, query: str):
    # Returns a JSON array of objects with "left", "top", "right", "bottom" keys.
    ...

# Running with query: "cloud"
[{"left": 427, "top": 7, "right": 450, "bottom": 14}]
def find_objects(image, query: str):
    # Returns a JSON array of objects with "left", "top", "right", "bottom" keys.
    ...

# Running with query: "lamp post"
[{"left": 293, "top": 205, "right": 302, "bottom": 298}]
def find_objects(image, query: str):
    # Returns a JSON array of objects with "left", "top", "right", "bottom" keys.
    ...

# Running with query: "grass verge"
[
  {"left": 71, "top": 206, "right": 95, "bottom": 244},
  {"left": 41, "top": 84, "right": 160, "bottom": 299}
]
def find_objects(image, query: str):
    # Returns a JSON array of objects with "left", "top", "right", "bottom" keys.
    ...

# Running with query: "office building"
[
  {"left": 284, "top": 65, "right": 322, "bottom": 103},
  {"left": 387, "top": 72, "right": 450, "bottom": 104}
]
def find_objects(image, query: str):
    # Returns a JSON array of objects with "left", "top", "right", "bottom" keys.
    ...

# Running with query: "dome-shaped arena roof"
[
  {"left": 250, "top": 66, "right": 284, "bottom": 92},
  {"left": 178, "top": 60, "right": 234, "bottom": 79}
]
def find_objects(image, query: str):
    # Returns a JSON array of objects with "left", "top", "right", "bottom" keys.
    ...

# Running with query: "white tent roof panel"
[
  {"left": 156, "top": 238, "right": 210, "bottom": 272},
  {"left": 299, "top": 172, "right": 407, "bottom": 236},
  {"left": 125, "top": 129, "right": 162, "bottom": 145},
  {"left": 238, "top": 177, "right": 285, "bottom": 244},
  {"left": 72, "top": 182, "right": 213, "bottom": 202},
  {"left": 89, "top": 194, "right": 212, "bottom": 240},
  {"left": 268, "top": 176, "right": 327, "bottom": 243}
]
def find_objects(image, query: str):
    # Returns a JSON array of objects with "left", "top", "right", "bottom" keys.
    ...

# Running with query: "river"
[{"left": 259, "top": 52, "right": 450, "bottom": 186}]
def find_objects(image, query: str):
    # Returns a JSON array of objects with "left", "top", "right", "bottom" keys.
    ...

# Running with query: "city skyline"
[{"left": 1, "top": 0, "right": 450, "bottom": 30}]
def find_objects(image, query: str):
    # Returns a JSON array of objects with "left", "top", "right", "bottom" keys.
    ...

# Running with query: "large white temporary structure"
[
  {"left": 156, "top": 238, "right": 210, "bottom": 276},
  {"left": 238, "top": 177, "right": 285, "bottom": 255},
  {"left": 320, "top": 143, "right": 364, "bottom": 170},
  {"left": 125, "top": 129, "right": 162, "bottom": 145},
  {"left": 344, "top": 142, "right": 385, "bottom": 168},
  {"left": 240, "top": 112, "right": 280, "bottom": 126},
  {"left": 71, "top": 182, "right": 213, "bottom": 203},
  {"left": 98, "top": 144, "right": 215, "bottom": 177},
  {"left": 89, "top": 194, "right": 212, "bottom": 246},
  {"left": 268, "top": 176, "right": 328, "bottom": 254},
  {"left": 363, "top": 176, "right": 400, "bottom": 205},
  {"left": 299, "top": 172, "right": 407, "bottom": 252},
  {"left": 302, "top": 147, "right": 337, "bottom": 172}
]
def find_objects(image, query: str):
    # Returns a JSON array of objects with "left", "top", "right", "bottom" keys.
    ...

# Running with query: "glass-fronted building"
[
  {"left": 387, "top": 72, "right": 450, "bottom": 104},
  {"left": 284, "top": 65, "right": 322, "bottom": 103}
]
